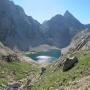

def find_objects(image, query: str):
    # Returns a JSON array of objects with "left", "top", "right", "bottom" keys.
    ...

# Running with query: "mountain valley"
[{"left": 0, "top": 0, "right": 90, "bottom": 90}]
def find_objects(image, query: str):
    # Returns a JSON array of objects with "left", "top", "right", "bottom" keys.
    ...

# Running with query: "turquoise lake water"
[{"left": 27, "top": 49, "right": 61, "bottom": 64}]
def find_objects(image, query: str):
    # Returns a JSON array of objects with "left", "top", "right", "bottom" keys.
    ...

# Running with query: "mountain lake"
[{"left": 26, "top": 49, "right": 61, "bottom": 64}]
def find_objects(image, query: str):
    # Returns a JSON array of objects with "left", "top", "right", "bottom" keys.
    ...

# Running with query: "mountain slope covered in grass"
[
  {"left": 28, "top": 30, "right": 90, "bottom": 90},
  {"left": 30, "top": 50, "right": 90, "bottom": 90},
  {"left": 0, "top": 42, "right": 40, "bottom": 89}
]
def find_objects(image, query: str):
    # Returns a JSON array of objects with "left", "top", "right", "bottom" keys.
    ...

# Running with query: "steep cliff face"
[
  {"left": 71, "top": 29, "right": 90, "bottom": 51},
  {"left": 62, "top": 29, "right": 90, "bottom": 54},
  {"left": 42, "top": 11, "right": 85, "bottom": 48},
  {"left": 0, "top": 0, "right": 45, "bottom": 51}
]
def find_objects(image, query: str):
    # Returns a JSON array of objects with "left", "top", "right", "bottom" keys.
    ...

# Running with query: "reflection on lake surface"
[{"left": 27, "top": 49, "right": 61, "bottom": 64}]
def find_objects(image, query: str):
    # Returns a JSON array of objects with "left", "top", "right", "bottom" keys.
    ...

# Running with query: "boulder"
[
  {"left": 1, "top": 54, "right": 18, "bottom": 62},
  {"left": 63, "top": 56, "right": 78, "bottom": 71},
  {"left": 26, "top": 79, "right": 33, "bottom": 89},
  {"left": 2, "top": 83, "right": 21, "bottom": 90},
  {"left": 40, "top": 67, "right": 46, "bottom": 76}
]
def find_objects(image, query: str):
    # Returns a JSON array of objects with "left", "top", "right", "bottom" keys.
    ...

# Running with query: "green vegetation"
[
  {"left": 31, "top": 50, "right": 90, "bottom": 90},
  {"left": 0, "top": 50, "right": 90, "bottom": 90},
  {"left": 0, "top": 60, "right": 39, "bottom": 87}
]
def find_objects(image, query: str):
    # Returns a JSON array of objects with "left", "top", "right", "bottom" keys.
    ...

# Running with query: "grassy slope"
[
  {"left": 0, "top": 60, "right": 40, "bottom": 87},
  {"left": 31, "top": 50, "right": 90, "bottom": 90},
  {"left": 0, "top": 50, "right": 90, "bottom": 90}
]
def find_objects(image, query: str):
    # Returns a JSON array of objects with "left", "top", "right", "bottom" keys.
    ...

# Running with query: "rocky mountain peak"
[
  {"left": 64, "top": 10, "right": 80, "bottom": 23},
  {"left": 0, "top": 0, "right": 88, "bottom": 51},
  {"left": 49, "top": 14, "right": 63, "bottom": 23},
  {"left": 64, "top": 10, "right": 73, "bottom": 17}
]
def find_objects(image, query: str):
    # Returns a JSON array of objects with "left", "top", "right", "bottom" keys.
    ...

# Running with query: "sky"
[{"left": 12, "top": 0, "right": 90, "bottom": 24}]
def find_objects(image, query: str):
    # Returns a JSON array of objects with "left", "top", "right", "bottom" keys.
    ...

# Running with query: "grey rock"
[
  {"left": 40, "top": 67, "right": 46, "bottom": 76},
  {"left": 26, "top": 79, "right": 33, "bottom": 88},
  {"left": 2, "top": 83, "right": 21, "bottom": 90},
  {"left": 1, "top": 54, "right": 18, "bottom": 62},
  {"left": 63, "top": 56, "right": 78, "bottom": 71}
]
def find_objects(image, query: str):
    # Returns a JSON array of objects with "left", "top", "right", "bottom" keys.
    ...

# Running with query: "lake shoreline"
[{"left": 26, "top": 49, "right": 61, "bottom": 64}]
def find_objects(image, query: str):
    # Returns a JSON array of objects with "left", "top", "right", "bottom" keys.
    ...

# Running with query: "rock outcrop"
[
  {"left": 0, "top": 42, "right": 19, "bottom": 62},
  {"left": 62, "top": 29, "right": 90, "bottom": 54},
  {"left": 63, "top": 56, "right": 78, "bottom": 71},
  {"left": 1, "top": 54, "right": 18, "bottom": 62},
  {"left": 0, "top": 42, "right": 14, "bottom": 56}
]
